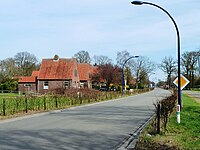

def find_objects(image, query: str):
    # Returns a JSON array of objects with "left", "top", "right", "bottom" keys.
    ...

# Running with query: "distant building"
[{"left": 18, "top": 55, "right": 96, "bottom": 94}]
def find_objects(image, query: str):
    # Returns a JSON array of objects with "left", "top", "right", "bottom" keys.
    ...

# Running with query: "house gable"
[
  {"left": 78, "top": 63, "right": 90, "bottom": 81},
  {"left": 38, "top": 58, "right": 78, "bottom": 80}
]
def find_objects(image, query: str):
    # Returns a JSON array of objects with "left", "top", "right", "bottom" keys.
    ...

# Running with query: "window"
[
  {"left": 80, "top": 82, "right": 84, "bottom": 88},
  {"left": 43, "top": 81, "right": 48, "bottom": 89},
  {"left": 64, "top": 81, "right": 69, "bottom": 88},
  {"left": 24, "top": 84, "right": 32, "bottom": 87}
]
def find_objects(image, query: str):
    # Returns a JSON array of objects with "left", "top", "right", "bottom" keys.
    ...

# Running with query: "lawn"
[
  {"left": 0, "top": 92, "right": 19, "bottom": 98},
  {"left": 166, "top": 94, "right": 200, "bottom": 149},
  {"left": 135, "top": 93, "right": 200, "bottom": 149},
  {"left": 153, "top": 94, "right": 200, "bottom": 149}
]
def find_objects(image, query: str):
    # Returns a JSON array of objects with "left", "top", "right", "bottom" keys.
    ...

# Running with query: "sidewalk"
[{"left": 182, "top": 90, "right": 200, "bottom": 103}]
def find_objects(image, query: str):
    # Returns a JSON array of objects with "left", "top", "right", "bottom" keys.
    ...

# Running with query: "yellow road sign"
[{"left": 173, "top": 74, "right": 190, "bottom": 90}]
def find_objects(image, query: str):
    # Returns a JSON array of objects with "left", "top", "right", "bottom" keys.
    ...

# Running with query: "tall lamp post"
[
  {"left": 131, "top": 1, "right": 181, "bottom": 108},
  {"left": 122, "top": 55, "right": 139, "bottom": 94}
]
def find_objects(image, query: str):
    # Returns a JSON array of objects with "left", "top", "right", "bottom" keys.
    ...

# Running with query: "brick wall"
[
  {"left": 37, "top": 80, "right": 82, "bottom": 93},
  {"left": 18, "top": 83, "right": 37, "bottom": 94}
]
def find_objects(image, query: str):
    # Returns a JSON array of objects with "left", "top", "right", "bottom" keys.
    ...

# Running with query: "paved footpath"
[
  {"left": 0, "top": 88, "right": 171, "bottom": 150},
  {"left": 183, "top": 90, "right": 200, "bottom": 103}
]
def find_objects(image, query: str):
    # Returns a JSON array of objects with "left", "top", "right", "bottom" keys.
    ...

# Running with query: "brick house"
[
  {"left": 18, "top": 76, "right": 37, "bottom": 94},
  {"left": 18, "top": 56, "right": 95, "bottom": 94}
]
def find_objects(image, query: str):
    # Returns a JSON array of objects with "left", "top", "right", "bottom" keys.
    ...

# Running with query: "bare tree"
[
  {"left": 93, "top": 55, "right": 112, "bottom": 65},
  {"left": 0, "top": 58, "right": 19, "bottom": 91},
  {"left": 197, "top": 49, "right": 200, "bottom": 75},
  {"left": 14, "top": 51, "right": 38, "bottom": 76},
  {"left": 131, "top": 56, "right": 156, "bottom": 88},
  {"left": 116, "top": 50, "right": 131, "bottom": 67},
  {"left": 160, "top": 56, "right": 177, "bottom": 88},
  {"left": 74, "top": 50, "right": 91, "bottom": 63},
  {"left": 116, "top": 50, "right": 136, "bottom": 86},
  {"left": 181, "top": 51, "right": 198, "bottom": 88},
  {"left": 0, "top": 58, "right": 17, "bottom": 78}
]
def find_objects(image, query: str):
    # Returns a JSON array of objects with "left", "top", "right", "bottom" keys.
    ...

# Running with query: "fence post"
[
  {"left": 157, "top": 103, "right": 161, "bottom": 134},
  {"left": 3, "top": 99, "right": 6, "bottom": 116},
  {"left": 55, "top": 97, "right": 58, "bottom": 108},
  {"left": 44, "top": 96, "right": 46, "bottom": 110},
  {"left": 71, "top": 99, "right": 73, "bottom": 106},
  {"left": 25, "top": 97, "right": 28, "bottom": 113},
  {"left": 80, "top": 98, "right": 82, "bottom": 105}
]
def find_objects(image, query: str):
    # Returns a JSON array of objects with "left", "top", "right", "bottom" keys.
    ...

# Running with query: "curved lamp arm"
[{"left": 131, "top": 1, "right": 181, "bottom": 108}]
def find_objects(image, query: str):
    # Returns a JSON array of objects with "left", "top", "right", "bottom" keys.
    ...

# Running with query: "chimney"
[{"left": 53, "top": 54, "right": 59, "bottom": 62}]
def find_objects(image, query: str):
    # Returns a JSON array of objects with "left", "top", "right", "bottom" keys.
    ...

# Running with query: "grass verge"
[
  {"left": 0, "top": 93, "right": 19, "bottom": 97},
  {"left": 135, "top": 94, "right": 200, "bottom": 150},
  {"left": 0, "top": 89, "right": 152, "bottom": 120}
]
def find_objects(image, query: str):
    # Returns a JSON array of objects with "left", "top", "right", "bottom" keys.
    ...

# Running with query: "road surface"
[{"left": 0, "top": 88, "right": 171, "bottom": 150}]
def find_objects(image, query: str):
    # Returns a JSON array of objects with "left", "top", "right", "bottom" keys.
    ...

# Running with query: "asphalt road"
[{"left": 0, "top": 88, "right": 171, "bottom": 150}]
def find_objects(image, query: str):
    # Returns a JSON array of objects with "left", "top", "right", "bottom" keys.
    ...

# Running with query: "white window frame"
[
  {"left": 43, "top": 81, "right": 49, "bottom": 90},
  {"left": 80, "top": 82, "right": 84, "bottom": 88},
  {"left": 64, "top": 81, "right": 69, "bottom": 88},
  {"left": 24, "top": 84, "right": 32, "bottom": 87}
]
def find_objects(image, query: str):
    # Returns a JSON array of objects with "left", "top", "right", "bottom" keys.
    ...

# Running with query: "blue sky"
[{"left": 0, "top": 0, "right": 200, "bottom": 81}]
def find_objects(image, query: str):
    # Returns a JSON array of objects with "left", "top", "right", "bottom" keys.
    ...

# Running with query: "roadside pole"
[
  {"left": 176, "top": 104, "right": 180, "bottom": 124},
  {"left": 173, "top": 74, "right": 190, "bottom": 123}
]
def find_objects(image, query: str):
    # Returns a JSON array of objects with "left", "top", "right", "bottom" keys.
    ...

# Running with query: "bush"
[
  {"left": 153, "top": 90, "right": 177, "bottom": 133},
  {"left": 134, "top": 90, "right": 178, "bottom": 150}
]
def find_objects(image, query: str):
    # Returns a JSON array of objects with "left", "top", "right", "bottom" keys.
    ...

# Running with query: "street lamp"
[
  {"left": 131, "top": 1, "right": 181, "bottom": 108},
  {"left": 122, "top": 55, "right": 139, "bottom": 94}
]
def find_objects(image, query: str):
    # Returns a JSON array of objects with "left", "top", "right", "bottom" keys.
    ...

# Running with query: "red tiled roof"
[
  {"left": 32, "top": 71, "right": 40, "bottom": 77},
  {"left": 78, "top": 64, "right": 98, "bottom": 81},
  {"left": 18, "top": 76, "right": 36, "bottom": 83},
  {"left": 78, "top": 63, "right": 90, "bottom": 81},
  {"left": 38, "top": 58, "right": 77, "bottom": 80}
]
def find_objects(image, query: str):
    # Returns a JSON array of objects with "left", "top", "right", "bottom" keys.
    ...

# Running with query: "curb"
[
  {"left": 115, "top": 113, "right": 156, "bottom": 150},
  {"left": 0, "top": 112, "right": 50, "bottom": 124}
]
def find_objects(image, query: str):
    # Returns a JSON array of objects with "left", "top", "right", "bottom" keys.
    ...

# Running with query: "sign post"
[
  {"left": 176, "top": 104, "right": 180, "bottom": 123},
  {"left": 173, "top": 74, "right": 190, "bottom": 123}
]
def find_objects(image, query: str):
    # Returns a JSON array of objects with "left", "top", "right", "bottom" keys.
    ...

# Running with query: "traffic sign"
[{"left": 173, "top": 74, "right": 190, "bottom": 90}]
